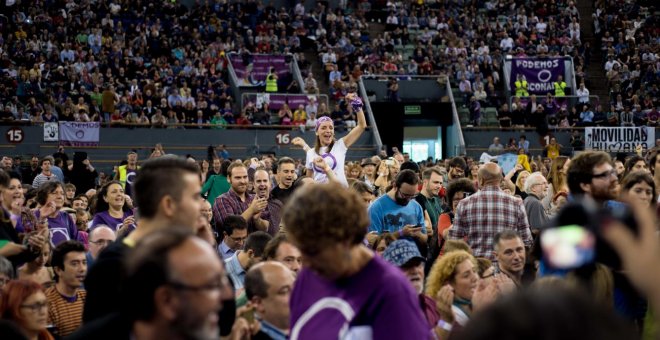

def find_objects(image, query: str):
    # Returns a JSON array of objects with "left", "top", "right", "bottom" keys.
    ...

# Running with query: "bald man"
[
  {"left": 448, "top": 162, "right": 533, "bottom": 261},
  {"left": 245, "top": 261, "right": 295, "bottom": 339},
  {"left": 86, "top": 225, "right": 116, "bottom": 267}
]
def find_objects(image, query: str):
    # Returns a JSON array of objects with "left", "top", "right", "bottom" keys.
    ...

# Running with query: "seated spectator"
[
  {"left": 292, "top": 105, "right": 307, "bottom": 125},
  {"left": 278, "top": 104, "right": 293, "bottom": 125}
]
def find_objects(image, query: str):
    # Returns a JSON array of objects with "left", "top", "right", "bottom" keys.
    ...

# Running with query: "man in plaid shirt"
[
  {"left": 448, "top": 162, "right": 533, "bottom": 261},
  {"left": 213, "top": 162, "right": 269, "bottom": 233}
]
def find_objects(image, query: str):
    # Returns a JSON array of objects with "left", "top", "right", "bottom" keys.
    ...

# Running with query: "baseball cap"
[{"left": 383, "top": 239, "right": 425, "bottom": 267}]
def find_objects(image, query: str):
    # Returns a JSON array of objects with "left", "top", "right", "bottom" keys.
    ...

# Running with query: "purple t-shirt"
[
  {"left": 90, "top": 210, "right": 134, "bottom": 232},
  {"left": 34, "top": 210, "right": 79, "bottom": 247},
  {"left": 289, "top": 255, "right": 430, "bottom": 340}
]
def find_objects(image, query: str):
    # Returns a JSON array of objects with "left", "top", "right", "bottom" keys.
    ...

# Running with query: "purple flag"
[{"left": 509, "top": 58, "right": 565, "bottom": 95}]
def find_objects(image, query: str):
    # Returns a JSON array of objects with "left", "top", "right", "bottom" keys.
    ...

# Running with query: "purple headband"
[{"left": 315, "top": 116, "right": 334, "bottom": 131}]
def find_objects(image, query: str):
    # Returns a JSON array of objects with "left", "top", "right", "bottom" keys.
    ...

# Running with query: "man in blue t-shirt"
[{"left": 368, "top": 170, "right": 427, "bottom": 245}]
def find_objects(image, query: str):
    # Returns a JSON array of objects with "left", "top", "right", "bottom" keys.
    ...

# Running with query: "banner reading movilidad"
[{"left": 585, "top": 126, "right": 654, "bottom": 152}]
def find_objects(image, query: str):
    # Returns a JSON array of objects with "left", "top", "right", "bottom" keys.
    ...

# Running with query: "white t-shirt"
[{"left": 305, "top": 138, "right": 348, "bottom": 187}]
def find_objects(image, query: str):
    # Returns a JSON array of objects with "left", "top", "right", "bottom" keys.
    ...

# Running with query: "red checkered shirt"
[{"left": 448, "top": 185, "right": 533, "bottom": 260}]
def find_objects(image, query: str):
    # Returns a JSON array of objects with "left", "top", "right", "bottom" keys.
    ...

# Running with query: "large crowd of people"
[
  {"left": 1, "top": 0, "right": 660, "bottom": 339},
  {"left": 0, "top": 0, "right": 370, "bottom": 129},
  {"left": 1, "top": 91, "right": 660, "bottom": 338}
]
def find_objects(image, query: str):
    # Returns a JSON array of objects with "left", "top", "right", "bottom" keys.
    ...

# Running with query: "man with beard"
[
  {"left": 415, "top": 167, "right": 444, "bottom": 260},
  {"left": 383, "top": 239, "right": 440, "bottom": 331},
  {"left": 368, "top": 170, "right": 427, "bottom": 244},
  {"left": 270, "top": 157, "right": 297, "bottom": 204},
  {"left": 492, "top": 230, "right": 526, "bottom": 287},
  {"left": 21, "top": 155, "right": 41, "bottom": 185},
  {"left": 69, "top": 229, "right": 226, "bottom": 340},
  {"left": 214, "top": 163, "right": 269, "bottom": 233},
  {"left": 447, "top": 157, "right": 467, "bottom": 183},
  {"left": 523, "top": 172, "right": 549, "bottom": 230},
  {"left": 253, "top": 169, "right": 282, "bottom": 236},
  {"left": 566, "top": 151, "right": 619, "bottom": 206},
  {"left": 448, "top": 163, "right": 532, "bottom": 261}
]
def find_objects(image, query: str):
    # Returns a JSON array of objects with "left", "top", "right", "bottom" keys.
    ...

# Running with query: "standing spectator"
[
  {"left": 368, "top": 170, "right": 427, "bottom": 244},
  {"left": 90, "top": 181, "right": 135, "bottom": 233},
  {"left": 283, "top": 184, "right": 429, "bottom": 339},
  {"left": 383, "top": 239, "right": 441, "bottom": 331},
  {"left": 270, "top": 157, "right": 297, "bottom": 204},
  {"left": 32, "top": 182, "right": 80, "bottom": 247},
  {"left": 217, "top": 216, "right": 248, "bottom": 261},
  {"left": 576, "top": 82, "right": 590, "bottom": 104},
  {"left": 448, "top": 163, "right": 533, "bottom": 261},
  {"left": 85, "top": 226, "right": 115, "bottom": 268},
  {"left": 213, "top": 162, "right": 269, "bottom": 234},
  {"left": 0, "top": 280, "right": 54, "bottom": 340},
  {"left": 469, "top": 96, "right": 481, "bottom": 126},
  {"left": 492, "top": 230, "right": 527, "bottom": 287},
  {"left": 553, "top": 75, "right": 567, "bottom": 97},
  {"left": 225, "top": 231, "right": 272, "bottom": 290},
  {"left": 263, "top": 234, "right": 303, "bottom": 275},
  {"left": 101, "top": 85, "right": 117, "bottom": 123},
  {"left": 83, "top": 157, "right": 203, "bottom": 323},
  {"left": 115, "top": 151, "right": 139, "bottom": 197},
  {"left": 245, "top": 262, "right": 296, "bottom": 339},
  {"left": 253, "top": 169, "right": 283, "bottom": 236},
  {"left": 32, "top": 157, "right": 59, "bottom": 189},
  {"left": 45, "top": 241, "right": 87, "bottom": 337},
  {"left": 523, "top": 172, "right": 549, "bottom": 230},
  {"left": 70, "top": 229, "right": 226, "bottom": 340},
  {"left": 518, "top": 135, "right": 530, "bottom": 154},
  {"left": 68, "top": 153, "right": 98, "bottom": 196}
]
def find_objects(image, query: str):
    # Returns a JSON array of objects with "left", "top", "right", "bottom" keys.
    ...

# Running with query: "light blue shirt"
[
  {"left": 368, "top": 194, "right": 425, "bottom": 234},
  {"left": 225, "top": 251, "right": 246, "bottom": 290},
  {"left": 218, "top": 240, "right": 236, "bottom": 261},
  {"left": 51, "top": 166, "right": 65, "bottom": 182},
  {"left": 260, "top": 320, "right": 288, "bottom": 340}
]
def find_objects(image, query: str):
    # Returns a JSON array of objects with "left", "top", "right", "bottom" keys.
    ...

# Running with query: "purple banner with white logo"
[
  {"left": 59, "top": 122, "right": 100, "bottom": 147},
  {"left": 509, "top": 58, "right": 565, "bottom": 95},
  {"left": 230, "top": 54, "right": 291, "bottom": 87}
]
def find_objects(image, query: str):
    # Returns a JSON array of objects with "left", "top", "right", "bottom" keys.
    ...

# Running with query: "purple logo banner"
[
  {"left": 509, "top": 58, "right": 565, "bottom": 95},
  {"left": 230, "top": 54, "right": 291, "bottom": 87}
]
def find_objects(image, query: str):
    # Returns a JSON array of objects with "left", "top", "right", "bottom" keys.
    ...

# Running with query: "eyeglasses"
[
  {"left": 229, "top": 236, "right": 247, "bottom": 243},
  {"left": 397, "top": 191, "right": 418, "bottom": 200},
  {"left": 591, "top": 169, "right": 617, "bottom": 179},
  {"left": 20, "top": 301, "right": 48, "bottom": 313}
]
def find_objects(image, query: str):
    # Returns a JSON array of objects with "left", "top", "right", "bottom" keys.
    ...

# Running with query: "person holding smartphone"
[{"left": 368, "top": 170, "right": 428, "bottom": 245}]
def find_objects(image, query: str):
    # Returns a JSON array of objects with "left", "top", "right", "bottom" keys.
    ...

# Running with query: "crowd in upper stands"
[
  {"left": 592, "top": 0, "right": 659, "bottom": 127},
  {"left": 0, "top": 0, "right": 368, "bottom": 129}
]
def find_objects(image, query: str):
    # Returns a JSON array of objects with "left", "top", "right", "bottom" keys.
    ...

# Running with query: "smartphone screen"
[{"left": 540, "top": 225, "right": 595, "bottom": 269}]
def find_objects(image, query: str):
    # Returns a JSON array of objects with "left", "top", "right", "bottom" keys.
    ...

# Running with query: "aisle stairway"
[{"left": 577, "top": 0, "right": 610, "bottom": 104}]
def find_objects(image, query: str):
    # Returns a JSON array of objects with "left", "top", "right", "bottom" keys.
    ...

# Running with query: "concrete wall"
[{"left": 1, "top": 126, "right": 378, "bottom": 172}]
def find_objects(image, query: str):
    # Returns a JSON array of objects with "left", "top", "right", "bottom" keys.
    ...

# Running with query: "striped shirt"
[
  {"left": 225, "top": 251, "right": 246, "bottom": 290},
  {"left": 45, "top": 286, "right": 86, "bottom": 337},
  {"left": 448, "top": 185, "right": 533, "bottom": 260},
  {"left": 32, "top": 173, "right": 59, "bottom": 189}
]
